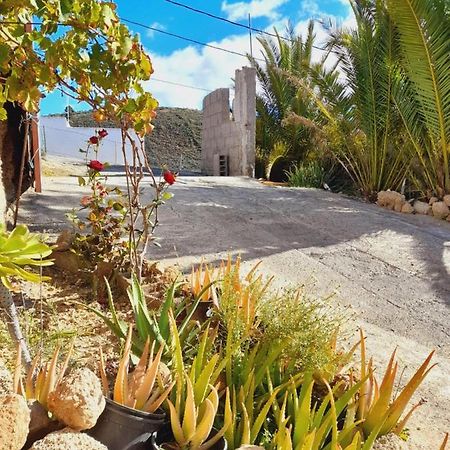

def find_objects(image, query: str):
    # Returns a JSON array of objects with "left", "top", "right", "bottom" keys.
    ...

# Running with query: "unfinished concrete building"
[{"left": 201, "top": 67, "right": 256, "bottom": 177}]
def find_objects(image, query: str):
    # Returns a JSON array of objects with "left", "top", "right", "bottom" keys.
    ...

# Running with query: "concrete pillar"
[{"left": 201, "top": 66, "right": 256, "bottom": 177}]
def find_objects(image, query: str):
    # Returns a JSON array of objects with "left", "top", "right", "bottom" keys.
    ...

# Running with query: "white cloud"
[
  {"left": 221, "top": 0, "right": 289, "bottom": 21},
  {"left": 146, "top": 22, "right": 166, "bottom": 39},
  {"left": 144, "top": 5, "right": 356, "bottom": 109},
  {"left": 300, "top": 0, "right": 321, "bottom": 17}
]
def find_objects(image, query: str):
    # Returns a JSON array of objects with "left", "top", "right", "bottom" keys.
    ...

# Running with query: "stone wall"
[{"left": 201, "top": 67, "right": 256, "bottom": 176}]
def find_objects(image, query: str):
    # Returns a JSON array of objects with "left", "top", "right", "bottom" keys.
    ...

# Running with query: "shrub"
[{"left": 286, "top": 160, "right": 326, "bottom": 188}]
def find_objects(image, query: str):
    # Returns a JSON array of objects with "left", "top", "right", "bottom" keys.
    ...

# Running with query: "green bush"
[{"left": 286, "top": 160, "right": 326, "bottom": 188}]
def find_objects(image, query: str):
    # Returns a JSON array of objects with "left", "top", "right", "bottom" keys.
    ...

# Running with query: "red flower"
[
  {"left": 163, "top": 170, "right": 176, "bottom": 185},
  {"left": 89, "top": 136, "right": 99, "bottom": 145},
  {"left": 98, "top": 129, "right": 108, "bottom": 138},
  {"left": 88, "top": 160, "right": 104, "bottom": 171}
]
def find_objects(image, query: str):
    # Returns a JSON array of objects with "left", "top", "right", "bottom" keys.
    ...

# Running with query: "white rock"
[
  {"left": 431, "top": 201, "right": 450, "bottom": 219},
  {"left": 377, "top": 191, "right": 405, "bottom": 211},
  {"left": 413, "top": 200, "right": 431, "bottom": 215},
  {"left": 0, "top": 394, "right": 31, "bottom": 450},
  {"left": 429, "top": 196, "right": 438, "bottom": 205},
  {"left": 47, "top": 368, "right": 105, "bottom": 431},
  {"left": 29, "top": 428, "right": 107, "bottom": 450}
]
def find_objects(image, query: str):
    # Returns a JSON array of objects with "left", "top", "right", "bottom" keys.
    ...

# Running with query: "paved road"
[{"left": 20, "top": 175, "right": 450, "bottom": 447}]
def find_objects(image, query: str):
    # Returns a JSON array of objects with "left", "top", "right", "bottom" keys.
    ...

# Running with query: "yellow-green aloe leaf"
[
  {"left": 342, "top": 432, "right": 361, "bottom": 450},
  {"left": 300, "top": 430, "right": 316, "bottom": 450},
  {"left": 380, "top": 350, "right": 436, "bottom": 435},
  {"left": 194, "top": 354, "right": 219, "bottom": 405},
  {"left": 191, "top": 398, "right": 215, "bottom": 448},
  {"left": 363, "top": 351, "right": 398, "bottom": 434},
  {"left": 293, "top": 373, "right": 314, "bottom": 448},
  {"left": 250, "top": 387, "right": 280, "bottom": 443},
  {"left": 168, "top": 400, "right": 186, "bottom": 446},
  {"left": 182, "top": 376, "right": 197, "bottom": 442},
  {"left": 241, "top": 402, "right": 251, "bottom": 445}
]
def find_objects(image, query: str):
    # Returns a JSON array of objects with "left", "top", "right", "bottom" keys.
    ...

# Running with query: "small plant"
[
  {"left": 0, "top": 224, "right": 52, "bottom": 363},
  {"left": 14, "top": 343, "right": 74, "bottom": 410},
  {"left": 99, "top": 326, "right": 175, "bottom": 413},
  {"left": 67, "top": 131, "right": 131, "bottom": 286},
  {"left": 356, "top": 330, "right": 436, "bottom": 439},
  {"left": 165, "top": 377, "right": 231, "bottom": 450},
  {"left": 190, "top": 263, "right": 218, "bottom": 305},
  {"left": 286, "top": 160, "right": 326, "bottom": 188}
]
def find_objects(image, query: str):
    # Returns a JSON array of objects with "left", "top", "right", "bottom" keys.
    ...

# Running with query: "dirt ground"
[{"left": 17, "top": 172, "right": 450, "bottom": 449}]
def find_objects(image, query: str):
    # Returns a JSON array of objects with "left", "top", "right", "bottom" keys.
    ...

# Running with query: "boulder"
[
  {"left": 0, "top": 394, "right": 31, "bottom": 450},
  {"left": 47, "top": 368, "right": 105, "bottom": 431},
  {"left": 431, "top": 201, "right": 450, "bottom": 219},
  {"left": 413, "top": 200, "right": 431, "bottom": 215},
  {"left": 429, "top": 196, "right": 438, "bottom": 205},
  {"left": 377, "top": 191, "right": 405, "bottom": 211},
  {"left": 401, "top": 202, "right": 414, "bottom": 214},
  {"left": 443, "top": 194, "right": 450, "bottom": 207},
  {"left": 29, "top": 428, "right": 107, "bottom": 450}
]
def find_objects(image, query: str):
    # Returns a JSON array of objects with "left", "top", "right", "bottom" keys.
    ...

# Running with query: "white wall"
[{"left": 39, "top": 116, "right": 141, "bottom": 165}]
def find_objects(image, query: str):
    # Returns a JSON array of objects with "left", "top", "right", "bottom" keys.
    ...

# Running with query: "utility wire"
[
  {"left": 120, "top": 17, "right": 265, "bottom": 62},
  {"left": 150, "top": 77, "right": 212, "bottom": 92},
  {"left": 0, "top": 20, "right": 221, "bottom": 93},
  {"left": 162, "top": 0, "right": 328, "bottom": 52}
]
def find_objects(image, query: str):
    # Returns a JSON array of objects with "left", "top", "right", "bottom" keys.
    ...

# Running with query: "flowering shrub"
[{"left": 67, "top": 131, "right": 176, "bottom": 293}]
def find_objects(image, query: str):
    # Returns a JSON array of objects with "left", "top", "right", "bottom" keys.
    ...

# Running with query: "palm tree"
[
  {"left": 323, "top": 0, "right": 411, "bottom": 198},
  {"left": 387, "top": 0, "right": 450, "bottom": 196},
  {"left": 249, "top": 21, "right": 329, "bottom": 179}
]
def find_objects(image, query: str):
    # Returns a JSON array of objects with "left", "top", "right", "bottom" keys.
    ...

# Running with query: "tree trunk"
[
  {"left": 0, "top": 282, "right": 31, "bottom": 365},
  {"left": 0, "top": 102, "right": 33, "bottom": 222},
  {"left": 0, "top": 103, "right": 34, "bottom": 366}
]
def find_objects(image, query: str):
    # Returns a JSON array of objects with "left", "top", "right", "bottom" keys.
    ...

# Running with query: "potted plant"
[
  {"left": 88, "top": 327, "right": 175, "bottom": 450},
  {"left": 150, "top": 376, "right": 231, "bottom": 450}
]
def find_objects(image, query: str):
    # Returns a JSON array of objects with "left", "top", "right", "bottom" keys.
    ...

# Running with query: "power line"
[
  {"left": 120, "top": 17, "right": 265, "bottom": 62},
  {"left": 162, "top": 0, "right": 328, "bottom": 52},
  {"left": 150, "top": 77, "right": 212, "bottom": 92}
]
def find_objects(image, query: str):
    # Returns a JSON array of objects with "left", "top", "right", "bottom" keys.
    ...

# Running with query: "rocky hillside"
[{"left": 65, "top": 107, "right": 203, "bottom": 172}]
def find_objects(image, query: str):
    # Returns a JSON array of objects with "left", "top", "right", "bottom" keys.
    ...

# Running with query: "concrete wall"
[
  {"left": 39, "top": 116, "right": 139, "bottom": 165},
  {"left": 201, "top": 67, "right": 256, "bottom": 176}
]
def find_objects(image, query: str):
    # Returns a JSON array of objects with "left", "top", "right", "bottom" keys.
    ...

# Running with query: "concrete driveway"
[{"left": 20, "top": 175, "right": 450, "bottom": 448}]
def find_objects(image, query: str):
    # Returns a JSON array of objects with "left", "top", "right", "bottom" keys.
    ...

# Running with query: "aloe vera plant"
[
  {"left": 99, "top": 326, "right": 175, "bottom": 413},
  {"left": 356, "top": 330, "right": 436, "bottom": 438},
  {"left": 14, "top": 342, "right": 74, "bottom": 410},
  {"left": 166, "top": 377, "right": 231, "bottom": 450}
]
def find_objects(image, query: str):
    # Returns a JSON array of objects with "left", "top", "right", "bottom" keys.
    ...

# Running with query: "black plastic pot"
[
  {"left": 149, "top": 425, "right": 227, "bottom": 450},
  {"left": 86, "top": 398, "right": 166, "bottom": 450}
]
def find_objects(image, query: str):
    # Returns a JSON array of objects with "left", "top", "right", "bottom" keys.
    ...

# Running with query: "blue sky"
[{"left": 40, "top": 0, "right": 353, "bottom": 115}]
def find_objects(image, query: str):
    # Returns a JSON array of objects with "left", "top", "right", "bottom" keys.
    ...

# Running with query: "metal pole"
[{"left": 248, "top": 13, "right": 253, "bottom": 58}]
